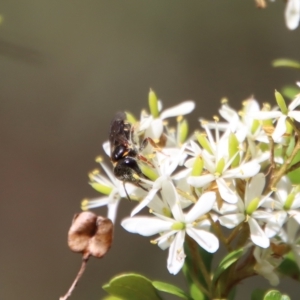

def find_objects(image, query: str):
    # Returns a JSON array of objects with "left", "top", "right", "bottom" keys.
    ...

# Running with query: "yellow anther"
[
  {"left": 95, "top": 156, "right": 103, "bottom": 163},
  {"left": 221, "top": 97, "right": 228, "bottom": 104},
  {"left": 177, "top": 115, "right": 183, "bottom": 122}
]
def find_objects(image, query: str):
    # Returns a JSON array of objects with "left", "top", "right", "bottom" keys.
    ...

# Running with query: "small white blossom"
[
  {"left": 139, "top": 100, "right": 195, "bottom": 140},
  {"left": 122, "top": 181, "right": 219, "bottom": 274},
  {"left": 285, "top": 0, "right": 300, "bottom": 30}
]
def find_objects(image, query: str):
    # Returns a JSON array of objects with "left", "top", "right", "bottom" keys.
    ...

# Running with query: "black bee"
[{"left": 109, "top": 112, "right": 148, "bottom": 200}]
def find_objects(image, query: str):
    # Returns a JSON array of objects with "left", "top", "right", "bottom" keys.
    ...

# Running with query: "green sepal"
[
  {"left": 152, "top": 281, "right": 191, "bottom": 300},
  {"left": 277, "top": 251, "right": 300, "bottom": 281},
  {"left": 245, "top": 197, "right": 260, "bottom": 215},
  {"left": 191, "top": 156, "right": 203, "bottom": 176},
  {"left": 275, "top": 90, "right": 288, "bottom": 115},
  {"left": 140, "top": 164, "right": 158, "bottom": 181},
  {"left": 283, "top": 193, "right": 295, "bottom": 210},
  {"left": 90, "top": 182, "right": 112, "bottom": 195},
  {"left": 272, "top": 58, "right": 300, "bottom": 69},
  {"left": 212, "top": 248, "right": 244, "bottom": 284},
  {"left": 103, "top": 273, "right": 163, "bottom": 300},
  {"left": 228, "top": 133, "right": 240, "bottom": 168},
  {"left": 215, "top": 158, "right": 225, "bottom": 175},
  {"left": 196, "top": 132, "right": 213, "bottom": 154},
  {"left": 125, "top": 111, "right": 137, "bottom": 124},
  {"left": 149, "top": 89, "right": 159, "bottom": 118},
  {"left": 178, "top": 118, "right": 189, "bottom": 144}
]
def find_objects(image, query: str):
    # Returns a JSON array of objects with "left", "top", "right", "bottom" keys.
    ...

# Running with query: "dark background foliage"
[{"left": 1, "top": 1, "right": 300, "bottom": 299}]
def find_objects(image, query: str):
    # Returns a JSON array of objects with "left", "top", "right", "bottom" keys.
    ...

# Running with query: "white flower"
[
  {"left": 139, "top": 100, "right": 195, "bottom": 140},
  {"left": 285, "top": 0, "right": 300, "bottom": 30},
  {"left": 81, "top": 159, "right": 142, "bottom": 223},
  {"left": 264, "top": 176, "right": 300, "bottom": 238},
  {"left": 121, "top": 181, "right": 219, "bottom": 274},
  {"left": 130, "top": 144, "right": 188, "bottom": 216},
  {"left": 252, "top": 96, "right": 300, "bottom": 141},
  {"left": 187, "top": 124, "right": 260, "bottom": 204},
  {"left": 278, "top": 218, "right": 300, "bottom": 269},
  {"left": 218, "top": 174, "right": 271, "bottom": 248},
  {"left": 253, "top": 246, "right": 281, "bottom": 286}
]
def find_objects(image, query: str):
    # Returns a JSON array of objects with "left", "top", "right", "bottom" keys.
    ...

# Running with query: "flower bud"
[
  {"left": 228, "top": 133, "right": 240, "bottom": 168},
  {"left": 148, "top": 89, "right": 159, "bottom": 118},
  {"left": 215, "top": 158, "right": 225, "bottom": 176},
  {"left": 246, "top": 197, "right": 260, "bottom": 215},
  {"left": 191, "top": 156, "right": 203, "bottom": 176},
  {"left": 275, "top": 90, "right": 288, "bottom": 114},
  {"left": 196, "top": 132, "right": 213, "bottom": 154}
]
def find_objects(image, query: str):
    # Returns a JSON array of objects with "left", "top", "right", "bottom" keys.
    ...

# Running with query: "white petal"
[
  {"left": 286, "top": 217, "right": 299, "bottom": 242},
  {"left": 288, "top": 110, "right": 300, "bottom": 122},
  {"left": 121, "top": 216, "right": 171, "bottom": 236},
  {"left": 157, "top": 230, "right": 175, "bottom": 250},
  {"left": 248, "top": 217, "right": 270, "bottom": 248},
  {"left": 272, "top": 115, "right": 287, "bottom": 141},
  {"left": 107, "top": 200, "right": 120, "bottom": 224},
  {"left": 187, "top": 228, "right": 219, "bottom": 253},
  {"left": 187, "top": 174, "right": 215, "bottom": 187},
  {"left": 185, "top": 192, "right": 216, "bottom": 223},
  {"left": 167, "top": 230, "right": 186, "bottom": 275},
  {"left": 249, "top": 110, "right": 281, "bottom": 120},
  {"left": 245, "top": 173, "right": 265, "bottom": 204},
  {"left": 223, "top": 160, "right": 260, "bottom": 179},
  {"left": 162, "top": 180, "right": 184, "bottom": 221},
  {"left": 288, "top": 95, "right": 300, "bottom": 110},
  {"left": 160, "top": 101, "right": 195, "bottom": 120},
  {"left": 217, "top": 178, "right": 238, "bottom": 204},
  {"left": 264, "top": 211, "right": 287, "bottom": 238},
  {"left": 102, "top": 141, "right": 111, "bottom": 157},
  {"left": 285, "top": 0, "right": 300, "bottom": 30},
  {"left": 131, "top": 187, "right": 159, "bottom": 216},
  {"left": 219, "top": 213, "right": 245, "bottom": 229},
  {"left": 147, "top": 119, "right": 164, "bottom": 140}
]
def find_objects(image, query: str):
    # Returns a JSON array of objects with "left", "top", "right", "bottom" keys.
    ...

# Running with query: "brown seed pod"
[{"left": 67, "top": 211, "right": 113, "bottom": 259}]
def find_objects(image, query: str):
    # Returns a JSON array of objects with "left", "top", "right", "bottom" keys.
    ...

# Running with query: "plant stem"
[{"left": 60, "top": 256, "right": 89, "bottom": 300}]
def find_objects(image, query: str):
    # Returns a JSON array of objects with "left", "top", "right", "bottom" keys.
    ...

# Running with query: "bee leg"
[{"left": 136, "top": 182, "right": 148, "bottom": 192}]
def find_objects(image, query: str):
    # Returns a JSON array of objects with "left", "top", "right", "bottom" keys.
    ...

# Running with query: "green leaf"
[
  {"left": 212, "top": 248, "right": 244, "bottom": 284},
  {"left": 281, "top": 85, "right": 300, "bottom": 100},
  {"left": 189, "top": 283, "right": 206, "bottom": 300},
  {"left": 103, "top": 273, "right": 162, "bottom": 300},
  {"left": 251, "top": 289, "right": 290, "bottom": 300},
  {"left": 263, "top": 290, "right": 290, "bottom": 300},
  {"left": 152, "top": 281, "right": 191, "bottom": 300},
  {"left": 272, "top": 58, "right": 300, "bottom": 69},
  {"left": 278, "top": 251, "right": 300, "bottom": 281},
  {"left": 102, "top": 296, "right": 123, "bottom": 300}
]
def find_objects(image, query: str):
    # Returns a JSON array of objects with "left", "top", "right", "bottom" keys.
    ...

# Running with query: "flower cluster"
[{"left": 83, "top": 87, "right": 300, "bottom": 287}]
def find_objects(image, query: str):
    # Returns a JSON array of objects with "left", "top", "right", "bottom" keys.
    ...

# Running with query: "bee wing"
[{"left": 109, "top": 112, "right": 129, "bottom": 155}]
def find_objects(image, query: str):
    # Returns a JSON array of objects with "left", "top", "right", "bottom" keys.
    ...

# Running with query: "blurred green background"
[{"left": 1, "top": 1, "right": 300, "bottom": 299}]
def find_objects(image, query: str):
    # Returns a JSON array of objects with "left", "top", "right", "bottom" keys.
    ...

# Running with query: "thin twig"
[{"left": 60, "top": 257, "right": 89, "bottom": 300}]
